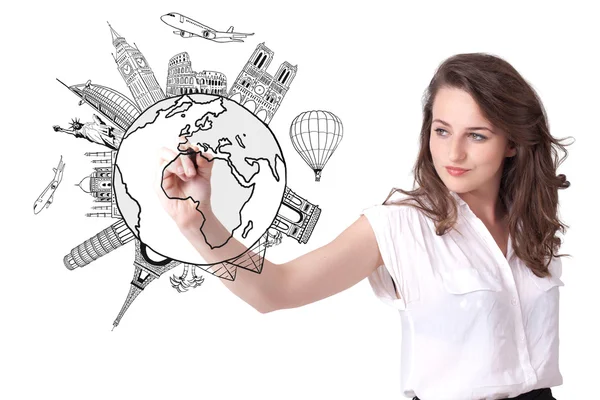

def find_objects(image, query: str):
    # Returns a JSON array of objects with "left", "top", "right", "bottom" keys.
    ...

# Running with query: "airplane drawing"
[
  {"left": 34, "top": 156, "right": 65, "bottom": 214},
  {"left": 160, "top": 12, "right": 254, "bottom": 43}
]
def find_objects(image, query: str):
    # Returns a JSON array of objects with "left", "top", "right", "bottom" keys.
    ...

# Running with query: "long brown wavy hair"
[{"left": 384, "top": 53, "right": 573, "bottom": 278}]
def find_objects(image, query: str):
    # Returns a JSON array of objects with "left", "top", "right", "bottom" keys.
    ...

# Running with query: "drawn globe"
[{"left": 113, "top": 94, "right": 287, "bottom": 265}]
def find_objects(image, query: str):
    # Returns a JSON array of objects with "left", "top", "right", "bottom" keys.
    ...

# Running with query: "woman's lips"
[{"left": 445, "top": 167, "right": 470, "bottom": 176}]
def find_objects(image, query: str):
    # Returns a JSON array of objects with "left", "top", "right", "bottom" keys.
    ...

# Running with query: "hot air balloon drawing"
[{"left": 289, "top": 110, "right": 343, "bottom": 182}]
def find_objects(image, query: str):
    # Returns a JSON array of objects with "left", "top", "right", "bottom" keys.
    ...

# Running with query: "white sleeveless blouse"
[{"left": 362, "top": 190, "right": 564, "bottom": 400}]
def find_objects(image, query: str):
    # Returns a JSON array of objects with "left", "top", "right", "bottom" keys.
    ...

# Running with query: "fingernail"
[{"left": 177, "top": 167, "right": 184, "bottom": 174}]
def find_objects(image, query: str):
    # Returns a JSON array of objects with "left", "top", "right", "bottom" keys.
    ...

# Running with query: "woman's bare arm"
[
  {"left": 157, "top": 145, "right": 384, "bottom": 314},
  {"left": 272, "top": 215, "right": 384, "bottom": 312},
  {"left": 180, "top": 211, "right": 383, "bottom": 314}
]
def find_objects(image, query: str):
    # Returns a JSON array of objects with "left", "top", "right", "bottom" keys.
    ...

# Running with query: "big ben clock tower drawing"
[{"left": 109, "top": 23, "right": 165, "bottom": 111}]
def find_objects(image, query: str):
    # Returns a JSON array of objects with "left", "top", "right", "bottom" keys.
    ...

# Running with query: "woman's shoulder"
[
  {"left": 362, "top": 190, "right": 425, "bottom": 229},
  {"left": 381, "top": 190, "right": 426, "bottom": 214}
]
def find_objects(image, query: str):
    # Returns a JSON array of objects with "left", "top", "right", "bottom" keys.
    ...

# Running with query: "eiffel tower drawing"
[{"left": 113, "top": 240, "right": 180, "bottom": 329}]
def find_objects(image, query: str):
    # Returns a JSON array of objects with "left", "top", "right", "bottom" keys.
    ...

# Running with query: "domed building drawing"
[
  {"left": 228, "top": 43, "right": 297, "bottom": 124},
  {"left": 76, "top": 151, "right": 120, "bottom": 218},
  {"left": 57, "top": 79, "right": 140, "bottom": 133},
  {"left": 166, "top": 52, "right": 227, "bottom": 97}
]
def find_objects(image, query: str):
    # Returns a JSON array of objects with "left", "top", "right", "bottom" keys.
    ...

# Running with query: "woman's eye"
[
  {"left": 434, "top": 129, "right": 486, "bottom": 141},
  {"left": 470, "top": 132, "right": 487, "bottom": 141}
]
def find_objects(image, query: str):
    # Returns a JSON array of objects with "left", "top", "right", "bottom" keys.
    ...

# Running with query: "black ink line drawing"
[
  {"left": 51, "top": 19, "right": 322, "bottom": 329},
  {"left": 160, "top": 12, "right": 254, "bottom": 43},
  {"left": 53, "top": 114, "right": 123, "bottom": 150},
  {"left": 166, "top": 52, "right": 227, "bottom": 97},
  {"left": 235, "top": 133, "right": 246, "bottom": 149},
  {"left": 91, "top": 158, "right": 111, "bottom": 163},
  {"left": 63, "top": 219, "right": 135, "bottom": 270},
  {"left": 162, "top": 105, "right": 260, "bottom": 252},
  {"left": 57, "top": 79, "right": 140, "bottom": 132},
  {"left": 113, "top": 240, "right": 181, "bottom": 330},
  {"left": 227, "top": 227, "right": 283, "bottom": 273},
  {"left": 270, "top": 186, "right": 321, "bottom": 243},
  {"left": 265, "top": 228, "right": 283, "bottom": 247},
  {"left": 289, "top": 110, "right": 343, "bottom": 182},
  {"left": 168, "top": 230, "right": 284, "bottom": 292},
  {"left": 76, "top": 151, "right": 121, "bottom": 218},
  {"left": 34, "top": 155, "right": 65, "bottom": 214},
  {"left": 109, "top": 23, "right": 166, "bottom": 111},
  {"left": 228, "top": 43, "right": 297, "bottom": 124},
  {"left": 169, "top": 227, "right": 282, "bottom": 286},
  {"left": 200, "top": 261, "right": 238, "bottom": 281},
  {"left": 122, "top": 93, "right": 286, "bottom": 267},
  {"left": 85, "top": 151, "right": 114, "bottom": 157},
  {"left": 170, "top": 264, "right": 205, "bottom": 292}
]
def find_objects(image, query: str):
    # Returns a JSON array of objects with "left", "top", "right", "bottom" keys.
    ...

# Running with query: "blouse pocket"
[{"left": 440, "top": 267, "right": 503, "bottom": 294}]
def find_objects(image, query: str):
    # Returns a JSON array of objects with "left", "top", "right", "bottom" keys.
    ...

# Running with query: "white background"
[{"left": 2, "top": 1, "right": 598, "bottom": 399}]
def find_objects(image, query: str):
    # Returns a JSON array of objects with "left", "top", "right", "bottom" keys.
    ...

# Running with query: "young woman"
[{"left": 155, "top": 53, "right": 572, "bottom": 400}]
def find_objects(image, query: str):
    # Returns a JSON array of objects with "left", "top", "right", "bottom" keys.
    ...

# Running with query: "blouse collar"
[
  {"left": 449, "top": 190, "right": 513, "bottom": 214},
  {"left": 449, "top": 190, "right": 468, "bottom": 209}
]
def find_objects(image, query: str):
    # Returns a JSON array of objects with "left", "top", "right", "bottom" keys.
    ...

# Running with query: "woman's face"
[{"left": 429, "top": 86, "right": 516, "bottom": 195}]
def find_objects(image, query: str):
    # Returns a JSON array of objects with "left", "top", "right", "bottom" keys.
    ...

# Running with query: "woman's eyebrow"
[{"left": 432, "top": 119, "right": 495, "bottom": 133}]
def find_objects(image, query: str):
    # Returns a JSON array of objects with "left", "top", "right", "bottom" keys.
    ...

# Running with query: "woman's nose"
[{"left": 448, "top": 137, "right": 467, "bottom": 162}]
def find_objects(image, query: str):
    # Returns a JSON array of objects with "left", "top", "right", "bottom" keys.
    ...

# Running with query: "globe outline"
[{"left": 113, "top": 93, "right": 288, "bottom": 266}]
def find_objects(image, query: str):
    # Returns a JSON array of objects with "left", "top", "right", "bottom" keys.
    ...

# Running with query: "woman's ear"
[{"left": 506, "top": 143, "right": 517, "bottom": 158}]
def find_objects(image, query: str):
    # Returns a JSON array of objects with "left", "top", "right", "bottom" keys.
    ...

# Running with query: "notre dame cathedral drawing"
[{"left": 228, "top": 43, "right": 297, "bottom": 124}]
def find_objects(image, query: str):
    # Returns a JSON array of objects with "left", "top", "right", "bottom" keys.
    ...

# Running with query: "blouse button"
[{"left": 511, "top": 297, "right": 518, "bottom": 306}]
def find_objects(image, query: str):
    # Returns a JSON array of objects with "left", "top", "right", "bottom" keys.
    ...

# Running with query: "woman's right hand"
[{"left": 155, "top": 142, "right": 215, "bottom": 230}]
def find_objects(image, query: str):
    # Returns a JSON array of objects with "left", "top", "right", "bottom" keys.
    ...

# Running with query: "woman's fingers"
[
  {"left": 179, "top": 152, "right": 196, "bottom": 178},
  {"left": 159, "top": 146, "right": 189, "bottom": 183},
  {"left": 159, "top": 140, "right": 214, "bottom": 184},
  {"left": 182, "top": 143, "right": 213, "bottom": 176},
  {"left": 158, "top": 147, "right": 177, "bottom": 176},
  {"left": 177, "top": 140, "right": 203, "bottom": 179},
  {"left": 195, "top": 152, "right": 205, "bottom": 170},
  {"left": 196, "top": 150, "right": 214, "bottom": 170}
]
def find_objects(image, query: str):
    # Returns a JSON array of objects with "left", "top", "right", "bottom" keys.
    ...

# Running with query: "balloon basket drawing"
[
  {"left": 314, "top": 169, "right": 322, "bottom": 181},
  {"left": 289, "top": 110, "right": 343, "bottom": 183}
]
